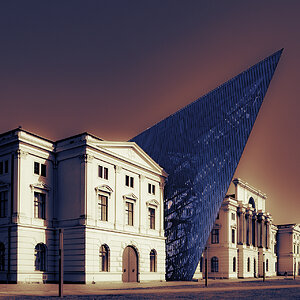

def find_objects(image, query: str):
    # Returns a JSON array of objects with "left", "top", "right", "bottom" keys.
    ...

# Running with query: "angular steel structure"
[{"left": 131, "top": 50, "right": 283, "bottom": 281}]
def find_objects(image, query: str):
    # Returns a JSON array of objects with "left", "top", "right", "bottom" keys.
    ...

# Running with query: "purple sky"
[{"left": 1, "top": 0, "right": 299, "bottom": 224}]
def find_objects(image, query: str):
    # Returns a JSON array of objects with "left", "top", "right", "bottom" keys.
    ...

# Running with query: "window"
[
  {"left": 216, "top": 213, "right": 219, "bottom": 219},
  {"left": 125, "top": 202, "right": 134, "bottom": 226},
  {"left": 232, "top": 229, "right": 235, "bottom": 244},
  {"left": 0, "top": 160, "right": 9, "bottom": 175},
  {"left": 247, "top": 257, "right": 250, "bottom": 272},
  {"left": 148, "top": 183, "right": 155, "bottom": 195},
  {"left": 211, "top": 257, "right": 218, "bottom": 272},
  {"left": 211, "top": 229, "right": 219, "bottom": 244},
  {"left": 98, "top": 195, "right": 108, "bottom": 221},
  {"left": 231, "top": 213, "right": 235, "bottom": 220},
  {"left": 98, "top": 166, "right": 108, "bottom": 180},
  {"left": 149, "top": 208, "right": 155, "bottom": 229},
  {"left": 233, "top": 257, "right": 236, "bottom": 272},
  {"left": 150, "top": 249, "right": 157, "bottom": 272},
  {"left": 0, "top": 243, "right": 4, "bottom": 271},
  {"left": 34, "top": 192, "right": 46, "bottom": 219},
  {"left": 99, "top": 244, "right": 109, "bottom": 272},
  {"left": 297, "top": 245, "right": 299, "bottom": 255},
  {"left": 41, "top": 164, "right": 46, "bottom": 177},
  {"left": 0, "top": 191, "right": 8, "bottom": 218},
  {"left": 34, "top": 162, "right": 46, "bottom": 177},
  {"left": 35, "top": 243, "right": 46, "bottom": 271},
  {"left": 266, "top": 259, "right": 269, "bottom": 272},
  {"left": 125, "top": 175, "right": 134, "bottom": 188},
  {"left": 249, "top": 197, "right": 256, "bottom": 209}
]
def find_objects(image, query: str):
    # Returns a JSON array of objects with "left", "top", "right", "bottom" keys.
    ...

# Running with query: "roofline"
[
  {"left": 0, "top": 128, "right": 104, "bottom": 144},
  {"left": 0, "top": 127, "right": 54, "bottom": 143},
  {"left": 55, "top": 132, "right": 103, "bottom": 143}
]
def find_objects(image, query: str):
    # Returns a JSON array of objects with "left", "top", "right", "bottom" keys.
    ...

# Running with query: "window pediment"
[
  {"left": 123, "top": 193, "right": 138, "bottom": 202},
  {"left": 95, "top": 185, "right": 113, "bottom": 194},
  {"left": 30, "top": 182, "right": 50, "bottom": 191},
  {"left": 146, "top": 199, "right": 159, "bottom": 207}
]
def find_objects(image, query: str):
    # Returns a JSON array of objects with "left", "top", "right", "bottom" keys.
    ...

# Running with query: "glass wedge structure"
[{"left": 131, "top": 49, "right": 283, "bottom": 281}]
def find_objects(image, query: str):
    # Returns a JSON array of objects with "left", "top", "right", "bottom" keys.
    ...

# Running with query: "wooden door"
[{"left": 122, "top": 246, "right": 138, "bottom": 282}]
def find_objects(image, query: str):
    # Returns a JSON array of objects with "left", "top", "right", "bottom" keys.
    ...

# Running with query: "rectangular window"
[
  {"left": 125, "top": 202, "right": 134, "bottom": 226},
  {"left": 34, "top": 162, "right": 46, "bottom": 177},
  {"left": 149, "top": 208, "right": 155, "bottom": 229},
  {"left": 0, "top": 162, "right": 3, "bottom": 175},
  {"left": 148, "top": 183, "right": 155, "bottom": 195},
  {"left": 231, "top": 213, "right": 235, "bottom": 220},
  {"left": 232, "top": 229, "right": 235, "bottom": 244},
  {"left": 130, "top": 177, "right": 134, "bottom": 188},
  {"left": 98, "top": 195, "right": 108, "bottom": 221},
  {"left": 0, "top": 191, "right": 8, "bottom": 218},
  {"left": 34, "top": 192, "right": 46, "bottom": 219},
  {"left": 211, "top": 229, "right": 219, "bottom": 244},
  {"left": 41, "top": 164, "right": 46, "bottom": 177},
  {"left": 98, "top": 166, "right": 108, "bottom": 179},
  {"left": 125, "top": 175, "right": 134, "bottom": 188},
  {"left": 34, "top": 162, "right": 40, "bottom": 175}
]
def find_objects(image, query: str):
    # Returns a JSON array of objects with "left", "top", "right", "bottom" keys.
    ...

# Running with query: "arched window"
[
  {"left": 233, "top": 257, "right": 236, "bottom": 272},
  {"left": 249, "top": 197, "right": 255, "bottom": 209},
  {"left": 266, "top": 259, "right": 269, "bottom": 272},
  {"left": 247, "top": 257, "right": 250, "bottom": 272},
  {"left": 100, "top": 244, "right": 109, "bottom": 272},
  {"left": 150, "top": 249, "right": 157, "bottom": 272},
  {"left": 211, "top": 257, "right": 218, "bottom": 272},
  {"left": 35, "top": 243, "right": 46, "bottom": 271},
  {"left": 0, "top": 243, "right": 5, "bottom": 271}
]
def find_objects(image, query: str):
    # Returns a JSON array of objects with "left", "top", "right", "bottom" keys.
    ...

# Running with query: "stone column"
[
  {"left": 114, "top": 166, "right": 122, "bottom": 230},
  {"left": 248, "top": 212, "right": 252, "bottom": 246},
  {"left": 159, "top": 181, "right": 165, "bottom": 237},
  {"left": 253, "top": 216, "right": 257, "bottom": 247},
  {"left": 243, "top": 212, "right": 247, "bottom": 245},
  {"left": 260, "top": 215, "right": 265, "bottom": 248}
]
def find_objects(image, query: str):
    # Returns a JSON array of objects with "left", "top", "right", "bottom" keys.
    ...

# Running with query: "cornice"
[{"left": 233, "top": 178, "right": 267, "bottom": 199}]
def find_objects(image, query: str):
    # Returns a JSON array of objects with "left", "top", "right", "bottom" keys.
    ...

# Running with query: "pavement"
[{"left": 0, "top": 276, "right": 300, "bottom": 299}]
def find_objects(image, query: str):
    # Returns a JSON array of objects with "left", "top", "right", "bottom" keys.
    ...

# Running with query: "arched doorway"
[{"left": 122, "top": 246, "right": 138, "bottom": 282}]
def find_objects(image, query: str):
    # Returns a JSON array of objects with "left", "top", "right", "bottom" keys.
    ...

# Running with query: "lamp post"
[
  {"left": 205, "top": 247, "right": 208, "bottom": 287},
  {"left": 263, "top": 253, "right": 265, "bottom": 282}
]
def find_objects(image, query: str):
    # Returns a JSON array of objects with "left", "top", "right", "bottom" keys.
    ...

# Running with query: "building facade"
[
  {"left": 277, "top": 224, "right": 300, "bottom": 276},
  {"left": 194, "top": 178, "right": 278, "bottom": 279},
  {"left": 0, "top": 128, "right": 166, "bottom": 283}
]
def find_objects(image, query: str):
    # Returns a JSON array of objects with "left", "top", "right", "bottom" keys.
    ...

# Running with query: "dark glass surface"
[{"left": 131, "top": 49, "right": 283, "bottom": 280}]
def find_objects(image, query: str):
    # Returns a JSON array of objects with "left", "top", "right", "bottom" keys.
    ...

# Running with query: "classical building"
[
  {"left": 0, "top": 128, "right": 167, "bottom": 283},
  {"left": 194, "top": 178, "right": 278, "bottom": 279},
  {"left": 277, "top": 224, "right": 300, "bottom": 276}
]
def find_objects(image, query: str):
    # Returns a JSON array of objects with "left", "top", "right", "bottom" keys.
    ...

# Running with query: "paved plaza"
[{"left": 0, "top": 277, "right": 300, "bottom": 299}]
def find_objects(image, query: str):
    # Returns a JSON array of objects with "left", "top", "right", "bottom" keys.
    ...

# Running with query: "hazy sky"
[{"left": 0, "top": 0, "right": 299, "bottom": 224}]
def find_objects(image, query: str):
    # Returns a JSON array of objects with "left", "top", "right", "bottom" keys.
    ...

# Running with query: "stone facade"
[
  {"left": 194, "top": 178, "right": 278, "bottom": 279},
  {"left": 277, "top": 224, "right": 300, "bottom": 276},
  {"left": 0, "top": 128, "right": 166, "bottom": 283}
]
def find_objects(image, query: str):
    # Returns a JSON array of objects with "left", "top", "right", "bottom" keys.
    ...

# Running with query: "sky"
[{"left": 0, "top": 0, "right": 299, "bottom": 224}]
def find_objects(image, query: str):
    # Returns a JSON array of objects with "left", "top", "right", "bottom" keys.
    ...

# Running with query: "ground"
[{"left": 0, "top": 277, "right": 299, "bottom": 299}]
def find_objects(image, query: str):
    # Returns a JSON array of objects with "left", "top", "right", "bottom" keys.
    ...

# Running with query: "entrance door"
[{"left": 122, "top": 246, "right": 138, "bottom": 282}]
